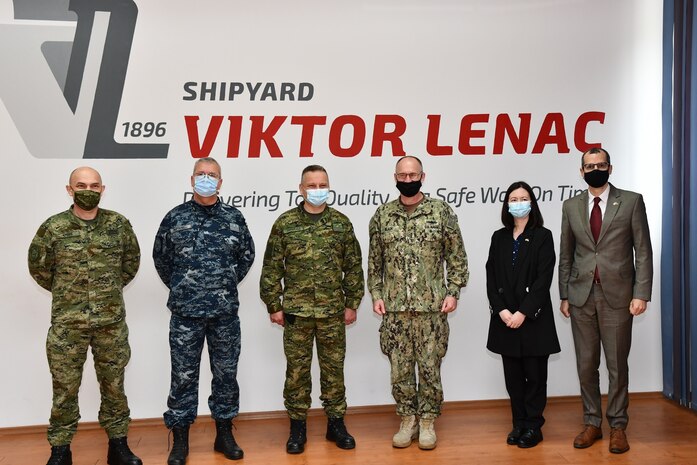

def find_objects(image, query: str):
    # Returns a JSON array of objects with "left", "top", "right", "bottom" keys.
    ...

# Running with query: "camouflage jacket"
[
  {"left": 153, "top": 199, "right": 255, "bottom": 318},
  {"left": 28, "top": 207, "right": 140, "bottom": 329},
  {"left": 368, "top": 196, "right": 469, "bottom": 312},
  {"left": 259, "top": 203, "right": 364, "bottom": 317}
]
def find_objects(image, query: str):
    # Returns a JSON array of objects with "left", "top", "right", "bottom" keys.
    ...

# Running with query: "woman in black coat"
[{"left": 486, "top": 181, "right": 560, "bottom": 448}]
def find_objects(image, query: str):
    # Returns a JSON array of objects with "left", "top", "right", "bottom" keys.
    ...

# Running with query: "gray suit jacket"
[{"left": 558, "top": 184, "right": 653, "bottom": 308}]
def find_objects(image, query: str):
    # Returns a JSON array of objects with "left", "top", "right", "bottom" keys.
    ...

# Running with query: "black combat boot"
[
  {"left": 286, "top": 418, "right": 307, "bottom": 454},
  {"left": 213, "top": 419, "right": 244, "bottom": 460},
  {"left": 107, "top": 437, "right": 142, "bottom": 465},
  {"left": 167, "top": 425, "right": 190, "bottom": 465},
  {"left": 326, "top": 416, "right": 356, "bottom": 449},
  {"left": 47, "top": 445, "right": 72, "bottom": 465}
]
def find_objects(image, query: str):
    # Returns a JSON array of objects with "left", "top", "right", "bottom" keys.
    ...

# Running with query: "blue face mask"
[
  {"left": 508, "top": 201, "right": 531, "bottom": 218},
  {"left": 193, "top": 174, "right": 219, "bottom": 197},
  {"left": 306, "top": 188, "right": 329, "bottom": 206}
]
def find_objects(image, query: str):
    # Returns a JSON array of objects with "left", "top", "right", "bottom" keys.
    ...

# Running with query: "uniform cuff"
[{"left": 267, "top": 302, "right": 282, "bottom": 314}]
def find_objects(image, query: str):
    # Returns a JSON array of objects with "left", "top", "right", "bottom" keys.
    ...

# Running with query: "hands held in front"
[{"left": 499, "top": 309, "right": 526, "bottom": 329}]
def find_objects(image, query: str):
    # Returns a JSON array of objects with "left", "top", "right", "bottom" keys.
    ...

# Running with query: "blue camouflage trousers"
[
  {"left": 164, "top": 313, "right": 241, "bottom": 428},
  {"left": 379, "top": 312, "right": 449, "bottom": 418},
  {"left": 46, "top": 320, "right": 131, "bottom": 445}
]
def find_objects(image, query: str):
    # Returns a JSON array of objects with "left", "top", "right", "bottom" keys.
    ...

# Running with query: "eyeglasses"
[
  {"left": 395, "top": 172, "right": 423, "bottom": 182},
  {"left": 582, "top": 162, "right": 610, "bottom": 172},
  {"left": 194, "top": 171, "right": 220, "bottom": 179}
]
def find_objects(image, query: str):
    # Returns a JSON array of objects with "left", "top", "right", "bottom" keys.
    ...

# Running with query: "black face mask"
[
  {"left": 583, "top": 169, "right": 610, "bottom": 188},
  {"left": 396, "top": 180, "right": 422, "bottom": 197}
]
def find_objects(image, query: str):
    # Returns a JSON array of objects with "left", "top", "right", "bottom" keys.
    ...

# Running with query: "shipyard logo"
[{"left": 0, "top": 0, "right": 168, "bottom": 159}]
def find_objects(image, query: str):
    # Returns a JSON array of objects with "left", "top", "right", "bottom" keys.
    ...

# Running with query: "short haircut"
[
  {"left": 501, "top": 181, "right": 544, "bottom": 230},
  {"left": 301, "top": 164, "right": 328, "bottom": 182},
  {"left": 193, "top": 157, "right": 221, "bottom": 175},
  {"left": 395, "top": 155, "right": 423, "bottom": 171},
  {"left": 581, "top": 147, "right": 611, "bottom": 166}
]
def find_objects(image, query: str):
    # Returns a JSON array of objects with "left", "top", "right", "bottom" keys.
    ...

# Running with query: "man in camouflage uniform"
[
  {"left": 153, "top": 158, "right": 254, "bottom": 464},
  {"left": 28, "top": 167, "right": 142, "bottom": 465},
  {"left": 260, "top": 165, "right": 364, "bottom": 454},
  {"left": 368, "top": 156, "right": 469, "bottom": 450}
]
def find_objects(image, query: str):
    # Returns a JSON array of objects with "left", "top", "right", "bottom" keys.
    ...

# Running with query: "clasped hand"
[{"left": 499, "top": 309, "right": 525, "bottom": 329}]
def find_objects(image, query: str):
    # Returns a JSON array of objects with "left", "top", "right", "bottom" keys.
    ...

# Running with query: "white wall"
[{"left": 0, "top": 0, "right": 663, "bottom": 428}]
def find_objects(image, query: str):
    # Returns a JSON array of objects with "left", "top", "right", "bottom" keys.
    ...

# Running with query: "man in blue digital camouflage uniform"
[
  {"left": 153, "top": 158, "right": 255, "bottom": 465},
  {"left": 28, "top": 167, "right": 142, "bottom": 465}
]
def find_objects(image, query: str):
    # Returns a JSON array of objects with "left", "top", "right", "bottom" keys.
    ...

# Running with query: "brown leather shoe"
[
  {"left": 609, "top": 428, "right": 629, "bottom": 454},
  {"left": 573, "top": 425, "right": 602, "bottom": 449}
]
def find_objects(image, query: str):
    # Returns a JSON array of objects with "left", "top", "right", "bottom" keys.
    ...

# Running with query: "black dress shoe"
[
  {"left": 517, "top": 428, "right": 543, "bottom": 448},
  {"left": 507, "top": 427, "right": 523, "bottom": 445}
]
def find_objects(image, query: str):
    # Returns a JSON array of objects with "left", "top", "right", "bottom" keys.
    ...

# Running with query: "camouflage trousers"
[
  {"left": 283, "top": 314, "right": 347, "bottom": 420},
  {"left": 164, "top": 313, "right": 241, "bottom": 428},
  {"left": 379, "top": 312, "right": 449, "bottom": 418},
  {"left": 46, "top": 320, "right": 131, "bottom": 446}
]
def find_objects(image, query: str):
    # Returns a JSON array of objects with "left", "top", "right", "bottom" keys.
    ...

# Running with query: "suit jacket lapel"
[
  {"left": 576, "top": 190, "right": 594, "bottom": 243},
  {"left": 598, "top": 184, "right": 621, "bottom": 244}
]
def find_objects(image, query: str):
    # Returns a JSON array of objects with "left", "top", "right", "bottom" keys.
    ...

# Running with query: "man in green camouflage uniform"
[
  {"left": 368, "top": 156, "right": 469, "bottom": 450},
  {"left": 28, "top": 167, "right": 142, "bottom": 465},
  {"left": 260, "top": 165, "right": 364, "bottom": 454}
]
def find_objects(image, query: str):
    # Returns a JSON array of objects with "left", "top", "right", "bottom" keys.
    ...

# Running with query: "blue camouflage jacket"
[{"left": 153, "top": 199, "right": 255, "bottom": 317}]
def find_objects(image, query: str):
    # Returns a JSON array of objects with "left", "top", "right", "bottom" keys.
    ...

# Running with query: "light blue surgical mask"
[
  {"left": 306, "top": 188, "right": 329, "bottom": 206},
  {"left": 508, "top": 201, "right": 531, "bottom": 218},
  {"left": 193, "top": 174, "right": 219, "bottom": 197}
]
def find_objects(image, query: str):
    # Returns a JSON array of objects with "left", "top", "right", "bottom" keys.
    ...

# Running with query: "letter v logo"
[{"left": 0, "top": 0, "right": 168, "bottom": 159}]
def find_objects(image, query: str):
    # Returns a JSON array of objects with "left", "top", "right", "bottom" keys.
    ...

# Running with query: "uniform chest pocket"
[
  {"left": 170, "top": 225, "right": 196, "bottom": 254},
  {"left": 54, "top": 232, "right": 85, "bottom": 258},
  {"left": 92, "top": 236, "right": 121, "bottom": 258},
  {"left": 285, "top": 236, "right": 309, "bottom": 258},
  {"left": 381, "top": 228, "right": 404, "bottom": 244},
  {"left": 421, "top": 221, "right": 442, "bottom": 242}
]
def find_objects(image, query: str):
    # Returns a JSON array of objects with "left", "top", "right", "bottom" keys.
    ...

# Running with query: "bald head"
[{"left": 69, "top": 166, "right": 102, "bottom": 186}]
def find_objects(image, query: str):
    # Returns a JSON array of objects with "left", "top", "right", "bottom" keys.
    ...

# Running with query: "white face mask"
[
  {"left": 508, "top": 201, "right": 531, "bottom": 218},
  {"left": 306, "top": 188, "right": 329, "bottom": 206},
  {"left": 193, "top": 174, "right": 218, "bottom": 197}
]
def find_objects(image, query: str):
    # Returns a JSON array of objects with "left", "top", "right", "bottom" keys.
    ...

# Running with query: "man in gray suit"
[{"left": 559, "top": 147, "right": 653, "bottom": 454}]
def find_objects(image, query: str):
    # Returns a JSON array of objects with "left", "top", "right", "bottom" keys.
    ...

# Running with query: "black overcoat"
[{"left": 485, "top": 226, "right": 560, "bottom": 357}]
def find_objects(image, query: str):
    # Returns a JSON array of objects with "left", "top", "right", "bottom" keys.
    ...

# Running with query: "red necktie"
[{"left": 590, "top": 197, "right": 601, "bottom": 281}]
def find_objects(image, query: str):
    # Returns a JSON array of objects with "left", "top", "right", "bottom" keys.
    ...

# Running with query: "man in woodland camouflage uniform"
[
  {"left": 260, "top": 165, "right": 364, "bottom": 454},
  {"left": 153, "top": 158, "right": 254, "bottom": 465},
  {"left": 28, "top": 167, "right": 142, "bottom": 465},
  {"left": 368, "top": 156, "right": 469, "bottom": 450}
]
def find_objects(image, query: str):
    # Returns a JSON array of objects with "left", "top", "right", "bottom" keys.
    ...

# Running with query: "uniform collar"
[
  {"left": 191, "top": 197, "right": 221, "bottom": 213},
  {"left": 297, "top": 201, "right": 330, "bottom": 222}
]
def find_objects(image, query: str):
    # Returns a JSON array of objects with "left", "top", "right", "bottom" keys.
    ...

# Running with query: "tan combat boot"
[
  {"left": 392, "top": 415, "right": 419, "bottom": 448},
  {"left": 418, "top": 417, "right": 437, "bottom": 450}
]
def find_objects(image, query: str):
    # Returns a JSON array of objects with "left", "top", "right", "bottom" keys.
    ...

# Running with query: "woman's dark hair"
[{"left": 501, "top": 181, "right": 544, "bottom": 230}]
